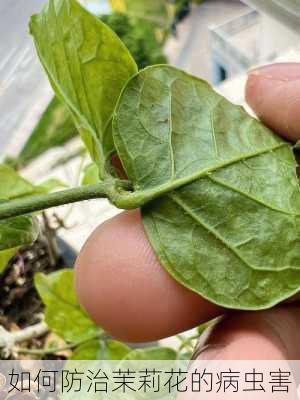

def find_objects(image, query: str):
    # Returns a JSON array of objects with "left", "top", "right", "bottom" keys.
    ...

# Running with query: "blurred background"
[{"left": 0, "top": 0, "right": 299, "bottom": 250}]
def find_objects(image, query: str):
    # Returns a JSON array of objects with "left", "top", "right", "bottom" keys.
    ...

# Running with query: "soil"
[
  {"left": 0, "top": 237, "right": 63, "bottom": 330},
  {"left": 0, "top": 215, "right": 76, "bottom": 359}
]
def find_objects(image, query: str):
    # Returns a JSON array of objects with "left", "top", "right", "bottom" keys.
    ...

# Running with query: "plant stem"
[
  {"left": 17, "top": 333, "right": 105, "bottom": 356},
  {"left": 0, "top": 182, "right": 116, "bottom": 221}
]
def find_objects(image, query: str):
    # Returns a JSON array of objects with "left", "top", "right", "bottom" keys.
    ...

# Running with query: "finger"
[
  {"left": 246, "top": 63, "right": 300, "bottom": 141},
  {"left": 193, "top": 305, "right": 300, "bottom": 361},
  {"left": 75, "top": 210, "right": 222, "bottom": 342}
]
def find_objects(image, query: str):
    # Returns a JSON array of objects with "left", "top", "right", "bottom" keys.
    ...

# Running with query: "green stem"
[{"left": 0, "top": 182, "right": 116, "bottom": 221}]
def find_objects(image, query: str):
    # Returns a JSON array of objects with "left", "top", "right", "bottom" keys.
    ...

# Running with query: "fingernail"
[{"left": 248, "top": 62, "right": 300, "bottom": 82}]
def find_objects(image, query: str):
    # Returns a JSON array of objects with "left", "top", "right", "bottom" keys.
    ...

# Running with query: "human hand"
[{"left": 75, "top": 62, "right": 300, "bottom": 360}]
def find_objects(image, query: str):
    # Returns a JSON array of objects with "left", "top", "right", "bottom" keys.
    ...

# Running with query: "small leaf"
[
  {"left": 0, "top": 165, "right": 39, "bottom": 257},
  {"left": 71, "top": 339, "right": 131, "bottom": 360},
  {"left": 30, "top": 0, "right": 138, "bottom": 175},
  {"left": 0, "top": 216, "right": 39, "bottom": 251},
  {"left": 81, "top": 163, "right": 100, "bottom": 186},
  {"left": 35, "top": 270, "right": 100, "bottom": 342},
  {"left": 114, "top": 65, "right": 300, "bottom": 310},
  {"left": 0, "top": 164, "right": 35, "bottom": 200},
  {"left": 123, "top": 346, "right": 177, "bottom": 361},
  {"left": 0, "top": 247, "right": 19, "bottom": 274}
]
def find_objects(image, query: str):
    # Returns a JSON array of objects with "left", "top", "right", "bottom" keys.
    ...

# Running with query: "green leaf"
[
  {"left": 101, "top": 12, "right": 167, "bottom": 70},
  {"left": 30, "top": 0, "right": 138, "bottom": 176},
  {"left": 71, "top": 339, "right": 131, "bottom": 360},
  {"left": 123, "top": 346, "right": 177, "bottom": 361},
  {"left": 17, "top": 96, "right": 77, "bottom": 167},
  {"left": 0, "top": 165, "right": 39, "bottom": 259},
  {"left": 0, "top": 164, "right": 35, "bottom": 200},
  {"left": 0, "top": 216, "right": 39, "bottom": 251},
  {"left": 113, "top": 65, "right": 300, "bottom": 310},
  {"left": 0, "top": 247, "right": 19, "bottom": 274},
  {"left": 35, "top": 270, "right": 100, "bottom": 342},
  {"left": 81, "top": 163, "right": 100, "bottom": 186}
]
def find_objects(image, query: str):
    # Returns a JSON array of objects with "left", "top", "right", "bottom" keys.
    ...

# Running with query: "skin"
[{"left": 76, "top": 63, "right": 300, "bottom": 360}]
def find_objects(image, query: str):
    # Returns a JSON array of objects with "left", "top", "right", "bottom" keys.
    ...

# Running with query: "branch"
[
  {"left": 0, "top": 321, "right": 48, "bottom": 357},
  {"left": 0, "top": 181, "right": 124, "bottom": 221}
]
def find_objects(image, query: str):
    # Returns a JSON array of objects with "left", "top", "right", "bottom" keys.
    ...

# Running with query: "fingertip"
[
  {"left": 194, "top": 307, "right": 300, "bottom": 360},
  {"left": 246, "top": 63, "right": 300, "bottom": 141},
  {"left": 75, "top": 210, "right": 221, "bottom": 342}
]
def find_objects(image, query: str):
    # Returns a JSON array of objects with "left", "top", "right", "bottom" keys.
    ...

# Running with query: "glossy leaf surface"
[{"left": 30, "top": 0, "right": 137, "bottom": 175}]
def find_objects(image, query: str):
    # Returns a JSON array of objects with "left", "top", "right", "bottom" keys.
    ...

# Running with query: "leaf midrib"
[{"left": 123, "top": 141, "right": 289, "bottom": 207}]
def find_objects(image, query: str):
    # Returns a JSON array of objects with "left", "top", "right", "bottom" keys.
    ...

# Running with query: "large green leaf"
[
  {"left": 35, "top": 270, "right": 101, "bottom": 342},
  {"left": 30, "top": 0, "right": 138, "bottom": 175},
  {"left": 113, "top": 65, "right": 300, "bottom": 310},
  {"left": 17, "top": 97, "right": 76, "bottom": 168}
]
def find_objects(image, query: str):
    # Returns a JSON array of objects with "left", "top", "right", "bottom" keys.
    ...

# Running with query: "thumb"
[{"left": 246, "top": 63, "right": 300, "bottom": 142}]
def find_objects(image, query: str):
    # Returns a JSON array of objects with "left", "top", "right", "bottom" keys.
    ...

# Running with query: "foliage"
[
  {"left": 16, "top": 97, "right": 77, "bottom": 168},
  {"left": 0, "top": 0, "right": 300, "bottom": 360},
  {"left": 14, "top": 5, "right": 167, "bottom": 170},
  {"left": 109, "top": 0, "right": 174, "bottom": 29},
  {"left": 113, "top": 65, "right": 300, "bottom": 309},
  {"left": 0, "top": 165, "right": 66, "bottom": 273},
  {"left": 29, "top": 0, "right": 137, "bottom": 178},
  {"left": 35, "top": 270, "right": 101, "bottom": 342},
  {"left": 102, "top": 12, "right": 167, "bottom": 70},
  {"left": 81, "top": 163, "right": 99, "bottom": 186},
  {"left": 0, "top": 164, "right": 41, "bottom": 272},
  {"left": 35, "top": 269, "right": 187, "bottom": 360},
  {"left": 27, "top": 0, "right": 300, "bottom": 311},
  {"left": 0, "top": 248, "right": 20, "bottom": 274}
]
